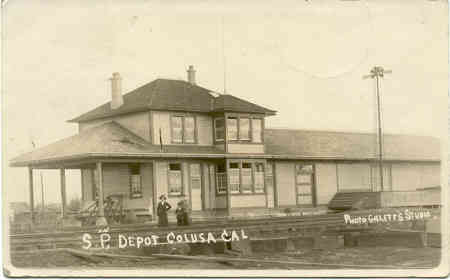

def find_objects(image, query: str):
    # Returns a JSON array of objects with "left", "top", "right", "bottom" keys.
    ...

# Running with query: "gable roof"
[
  {"left": 264, "top": 128, "right": 440, "bottom": 161},
  {"left": 69, "top": 79, "right": 276, "bottom": 123}
]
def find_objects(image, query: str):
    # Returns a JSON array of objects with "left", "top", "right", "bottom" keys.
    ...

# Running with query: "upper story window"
[
  {"left": 223, "top": 115, "right": 264, "bottom": 143},
  {"left": 184, "top": 116, "right": 195, "bottom": 143},
  {"left": 129, "top": 164, "right": 143, "bottom": 199},
  {"left": 214, "top": 118, "right": 225, "bottom": 141},
  {"left": 251, "top": 118, "right": 262, "bottom": 143},
  {"left": 227, "top": 117, "right": 238, "bottom": 141},
  {"left": 171, "top": 115, "right": 196, "bottom": 144},
  {"left": 239, "top": 118, "right": 250, "bottom": 140}
]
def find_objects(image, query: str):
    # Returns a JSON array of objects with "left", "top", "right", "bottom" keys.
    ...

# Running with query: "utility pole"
[
  {"left": 40, "top": 172, "right": 45, "bottom": 216},
  {"left": 363, "top": 66, "right": 391, "bottom": 191}
]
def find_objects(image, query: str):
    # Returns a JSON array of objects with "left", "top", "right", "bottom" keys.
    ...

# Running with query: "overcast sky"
[{"left": 3, "top": 0, "right": 448, "bottom": 204}]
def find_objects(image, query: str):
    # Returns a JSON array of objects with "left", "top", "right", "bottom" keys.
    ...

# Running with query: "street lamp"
[{"left": 363, "top": 66, "right": 391, "bottom": 191}]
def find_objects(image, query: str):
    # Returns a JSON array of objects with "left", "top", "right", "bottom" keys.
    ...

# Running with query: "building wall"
[
  {"left": 151, "top": 111, "right": 213, "bottom": 145},
  {"left": 231, "top": 194, "right": 266, "bottom": 208},
  {"left": 271, "top": 160, "right": 440, "bottom": 208},
  {"left": 315, "top": 163, "right": 338, "bottom": 205},
  {"left": 154, "top": 160, "right": 190, "bottom": 208},
  {"left": 80, "top": 163, "right": 154, "bottom": 214},
  {"left": 275, "top": 162, "right": 296, "bottom": 206},
  {"left": 336, "top": 163, "right": 371, "bottom": 191},
  {"left": 227, "top": 143, "right": 264, "bottom": 154},
  {"left": 391, "top": 162, "right": 440, "bottom": 191},
  {"left": 80, "top": 159, "right": 440, "bottom": 217},
  {"left": 215, "top": 196, "right": 227, "bottom": 209},
  {"left": 78, "top": 111, "right": 150, "bottom": 141},
  {"left": 102, "top": 163, "right": 154, "bottom": 212}
]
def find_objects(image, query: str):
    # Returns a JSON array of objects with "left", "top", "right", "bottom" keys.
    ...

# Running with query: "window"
[
  {"left": 216, "top": 161, "right": 266, "bottom": 195},
  {"left": 241, "top": 162, "right": 253, "bottom": 193},
  {"left": 184, "top": 116, "right": 195, "bottom": 143},
  {"left": 254, "top": 163, "right": 265, "bottom": 193},
  {"left": 171, "top": 116, "right": 183, "bottom": 143},
  {"left": 168, "top": 163, "right": 183, "bottom": 196},
  {"left": 227, "top": 117, "right": 238, "bottom": 140},
  {"left": 295, "top": 164, "right": 314, "bottom": 205},
  {"left": 129, "top": 164, "right": 142, "bottom": 199},
  {"left": 171, "top": 115, "right": 196, "bottom": 144},
  {"left": 229, "top": 162, "right": 240, "bottom": 193},
  {"left": 239, "top": 118, "right": 250, "bottom": 140},
  {"left": 252, "top": 119, "right": 262, "bottom": 143},
  {"left": 214, "top": 118, "right": 225, "bottom": 141},
  {"left": 226, "top": 116, "right": 264, "bottom": 142},
  {"left": 216, "top": 163, "right": 227, "bottom": 194}
]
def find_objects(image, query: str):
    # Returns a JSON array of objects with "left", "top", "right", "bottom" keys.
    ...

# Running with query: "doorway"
[
  {"left": 189, "top": 163, "right": 203, "bottom": 211},
  {"left": 295, "top": 164, "right": 316, "bottom": 206}
]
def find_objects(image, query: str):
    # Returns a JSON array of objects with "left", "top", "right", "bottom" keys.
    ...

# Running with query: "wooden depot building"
[{"left": 10, "top": 66, "right": 441, "bottom": 225}]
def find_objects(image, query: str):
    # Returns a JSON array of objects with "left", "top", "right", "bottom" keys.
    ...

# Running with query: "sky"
[{"left": 3, "top": 0, "right": 448, "bottom": 205}]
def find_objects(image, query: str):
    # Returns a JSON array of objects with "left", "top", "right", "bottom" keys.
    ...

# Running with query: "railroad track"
[{"left": 10, "top": 207, "right": 439, "bottom": 252}]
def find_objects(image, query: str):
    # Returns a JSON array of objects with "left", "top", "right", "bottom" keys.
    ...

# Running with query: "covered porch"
[{"left": 8, "top": 122, "right": 232, "bottom": 228}]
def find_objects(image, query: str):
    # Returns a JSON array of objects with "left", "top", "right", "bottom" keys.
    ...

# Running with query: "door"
[
  {"left": 189, "top": 163, "right": 203, "bottom": 211},
  {"left": 295, "top": 164, "right": 315, "bottom": 206}
]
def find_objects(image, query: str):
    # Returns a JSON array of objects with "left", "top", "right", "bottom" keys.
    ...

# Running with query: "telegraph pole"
[
  {"left": 40, "top": 172, "right": 45, "bottom": 215},
  {"left": 363, "top": 66, "right": 391, "bottom": 191}
]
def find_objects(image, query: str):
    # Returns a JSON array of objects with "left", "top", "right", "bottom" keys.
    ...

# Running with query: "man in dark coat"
[{"left": 157, "top": 195, "right": 171, "bottom": 227}]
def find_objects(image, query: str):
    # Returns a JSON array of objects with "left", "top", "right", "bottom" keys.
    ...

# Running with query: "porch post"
[
  {"left": 28, "top": 167, "right": 35, "bottom": 225},
  {"left": 59, "top": 168, "right": 67, "bottom": 218},
  {"left": 96, "top": 162, "right": 107, "bottom": 226},
  {"left": 225, "top": 159, "right": 231, "bottom": 217}
]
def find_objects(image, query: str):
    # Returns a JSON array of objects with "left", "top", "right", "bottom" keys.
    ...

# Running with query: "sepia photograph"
[{"left": 2, "top": 0, "right": 448, "bottom": 277}]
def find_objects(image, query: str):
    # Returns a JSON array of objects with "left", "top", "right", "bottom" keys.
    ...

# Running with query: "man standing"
[{"left": 157, "top": 195, "right": 171, "bottom": 227}]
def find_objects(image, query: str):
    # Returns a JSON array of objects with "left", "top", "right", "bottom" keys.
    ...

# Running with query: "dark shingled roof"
[
  {"left": 264, "top": 128, "right": 440, "bottom": 161},
  {"left": 212, "top": 94, "right": 276, "bottom": 115},
  {"left": 10, "top": 122, "right": 222, "bottom": 167},
  {"left": 10, "top": 123, "right": 440, "bottom": 167},
  {"left": 69, "top": 79, "right": 276, "bottom": 122}
]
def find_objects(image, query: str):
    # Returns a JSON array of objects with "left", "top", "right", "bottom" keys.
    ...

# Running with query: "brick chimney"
[
  {"left": 187, "top": 65, "right": 196, "bottom": 85},
  {"left": 110, "top": 72, "right": 123, "bottom": 110}
]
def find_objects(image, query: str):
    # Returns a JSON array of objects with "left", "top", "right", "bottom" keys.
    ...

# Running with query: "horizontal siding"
[
  {"left": 154, "top": 160, "right": 189, "bottom": 208},
  {"left": 152, "top": 111, "right": 213, "bottom": 145},
  {"left": 391, "top": 163, "right": 440, "bottom": 191},
  {"left": 275, "top": 162, "right": 296, "bottom": 206},
  {"left": 227, "top": 143, "right": 264, "bottom": 154},
  {"left": 79, "top": 111, "right": 150, "bottom": 141},
  {"left": 337, "top": 163, "right": 371, "bottom": 191},
  {"left": 315, "top": 163, "right": 337, "bottom": 205},
  {"left": 231, "top": 194, "right": 266, "bottom": 208}
]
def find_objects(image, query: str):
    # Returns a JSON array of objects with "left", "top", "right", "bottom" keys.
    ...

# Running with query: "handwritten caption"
[
  {"left": 82, "top": 229, "right": 248, "bottom": 250},
  {"left": 344, "top": 209, "right": 432, "bottom": 225}
]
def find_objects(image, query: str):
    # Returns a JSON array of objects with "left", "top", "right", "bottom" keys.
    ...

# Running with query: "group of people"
[{"left": 156, "top": 195, "right": 190, "bottom": 227}]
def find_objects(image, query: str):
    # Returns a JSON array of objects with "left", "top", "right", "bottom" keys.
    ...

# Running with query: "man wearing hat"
[{"left": 157, "top": 194, "right": 171, "bottom": 227}]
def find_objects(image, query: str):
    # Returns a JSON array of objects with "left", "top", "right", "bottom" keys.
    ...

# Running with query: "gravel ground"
[{"left": 9, "top": 246, "right": 441, "bottom": 270}]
